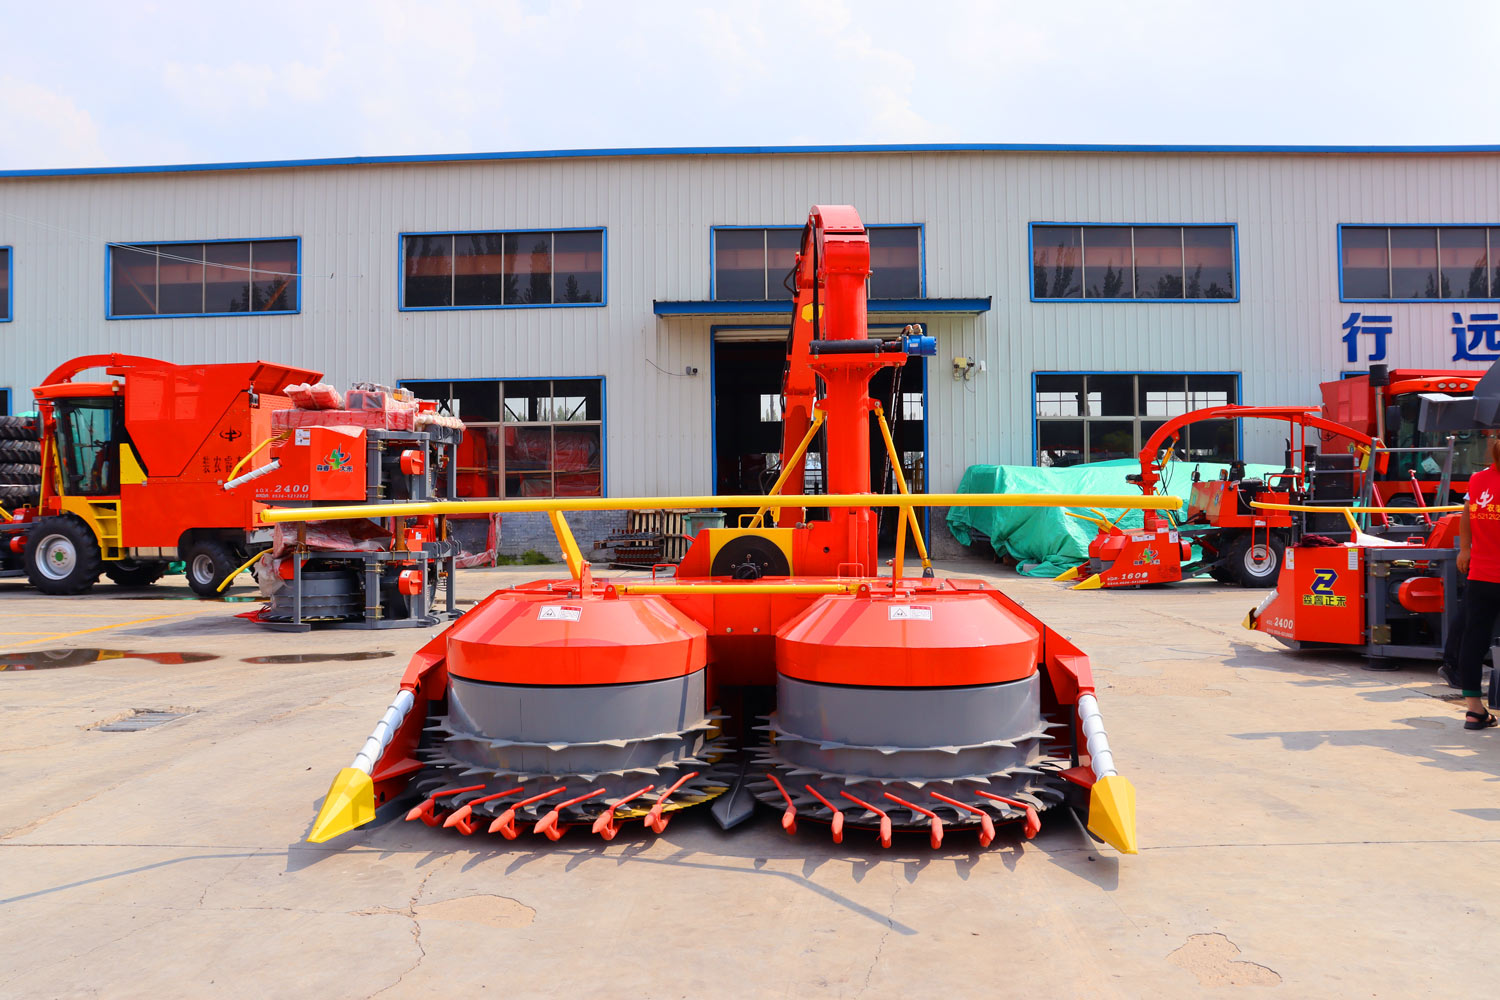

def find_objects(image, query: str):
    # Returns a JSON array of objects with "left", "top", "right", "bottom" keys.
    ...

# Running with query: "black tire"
[
  {"left": 0, "top": 441, "right": 40, "bottom": 462},
  {"left": 0, "top": 484, "right": 40, "bottom": 506},
  {"left": 24, "top": 515, "right": 103, "bottom": 594},
  {"left": 0, "top": 463, "right": 41, "bottom": 481},
  {"left": 0, "top": 415, "right": 38, "bottom": 441},
  {"left": 104, "top": 559, "right": 169, "bottom": 588},
  {"left": 1226, "top": 533, "right": 1286, "bottom": 587},
  {"left": 1208, "top": 564, "right": 1235, "bottom": 584},
  {"left": 182, "top": 537, "right": 240, "bottom": 596}
]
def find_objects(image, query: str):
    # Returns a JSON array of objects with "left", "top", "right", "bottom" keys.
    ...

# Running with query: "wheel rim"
[
  {"left": 191, "top": 553, "right": 216, "bottom": 585},
  {"left": 1244, "top": 544, "right": 1276, "bottom": 577},
  {"left": 37, "top": 533, "right": 78, "bottom": 580}
]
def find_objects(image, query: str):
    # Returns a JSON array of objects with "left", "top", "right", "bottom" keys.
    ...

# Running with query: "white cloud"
[{"left": 0, "top": 76, "right": 109, "bottom": 168}]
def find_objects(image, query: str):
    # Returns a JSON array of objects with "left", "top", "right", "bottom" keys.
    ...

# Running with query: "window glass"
[
  {"left": 0, "top": 388, "right": 9, "bottom": 414},
  {"left": 451, "top": 380, "right": 501, "bottom": 423},
  {"left": 1034, "top": 373, "right": 1240, "bottom": 466},
  {"left": 1034, "top": 373, "right": 1087, "bottom": 416},
  {"left": 1033, "top": 226, "right": 1082, "bottom": 299},
  {"left": 403, "top": 235, "right": 452, "bottom": 307},
  {"left": 549, "top": 378, "right": 603, "bottom": 421},
  {"left": 1133, "top": 227, "right": 1183, "bottom": 299},
  {"left": 0, "top": 247, "right": 9, "bottom": 321},
  {"left": 869, "top": 226, "right": 921, "bottom": 298},
  {"left": 1186, "top": 419, "right": 1237, "bottom": 463},
  {"left": 715, "top": 229, "right": 768, "bottom": 299},
  {"left": 759, "top": 394, "right": 782, "bottom": 422},
  {"left": 108, "top": 240, "right": 295, "bottom": 317},
  {"left": 901, "top": 392, "right": 923, "bottom": 421},
  {"left": 1440, "top": 227, "right": 1489, "bottom": 299},
  {"left": 765, "top": 229, "right": 803, "bottom": 298},
  {"left": 1089, "top": 420, "right": 1135, "bottom": 461},
  {"left": 1037, "top": 421, "right": 1084, "bottom": 467},
  {"left": 251, "top": 239, "right": 297, "bottom": 312},
  {"left": 110, "top": 245, "right": 158, "bottom": 316},
  {"left": 205, "top": 242, "right": 251, "bottom": 313},
  {"left": 1184, "top": 227, "right": 1235, "bottom": 299},
  {"left": 553, "top": 231, "right": 604, "bottom": 303},
  {"left": 505, "top": 232, "right": 552, "bottom": 305},
  {"left": 453, "top": 233, "right": 505, "bottom": 306},
  {"left": 1493, "top": 229, "right": 1500, "bottom": 301},
  {"left": 1094, "top": 374, "right": 1136, "bottom": 416},
  {"left": 1390, "top": 227, "right": 1439, "bottom": 299},
  {"left": 55, "top": 399, "right": 118, "bottom": 496},
  {"left": 1341, "top": 227, "right": 1390, "bottom": 298},
  {"left": 1083, "top": 227, "right": 1132, "bottom": 298},
  {"left": 155, "top": 243, "right": 204, "bottom": 315}
]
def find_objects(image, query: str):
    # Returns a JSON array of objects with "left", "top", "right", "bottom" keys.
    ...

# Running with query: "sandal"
[{"left": 1465, "top": 710, "right": 1498, "bottom": 731}]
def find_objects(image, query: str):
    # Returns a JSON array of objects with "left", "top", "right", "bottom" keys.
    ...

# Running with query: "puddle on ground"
[
  {"left": 241, "top": 651, "right": 396, "bottom": 664},
  {"left": 0, "top": 648, "right": 219, "bottom": 671},
  {"left": 107, "top": 593, "right": 259, "bottom": 602}
]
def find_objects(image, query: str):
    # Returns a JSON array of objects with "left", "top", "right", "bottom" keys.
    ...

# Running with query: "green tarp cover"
[{"left": 946, "top": 460, "right": 1282, "bottom": 578}]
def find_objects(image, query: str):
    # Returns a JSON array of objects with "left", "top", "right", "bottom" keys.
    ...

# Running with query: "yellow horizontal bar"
[
  {"left": 614, "top": 583, "right": 860, "bottom": 595},
  {"left": 260, "top": 492, "right": 1181, "bottom": 524},
  {"left": 1251, "top": 501, "right": 1463, "bottom": 514}
]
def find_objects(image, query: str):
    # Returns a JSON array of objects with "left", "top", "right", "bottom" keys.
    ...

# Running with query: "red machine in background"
[
  {"left": 1060, "top": 406, "right": 1380, "bottom": 589},
  {"left": 292, "top": 205, "right": 1155, "bottom": 856},
  {"left": 18, "top": 354, "right": 320, "bottom": 595},
  {"left": 225, "top": 382, "right": 465, "bottom": 630},
  {"left": 1322, "top": 365, "right": 1486, "bottom": 509}
]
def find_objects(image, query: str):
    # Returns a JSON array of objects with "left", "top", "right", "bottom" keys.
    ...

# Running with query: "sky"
[{"left": 2, "top": 0, "right": 1497, "bottom": 170}]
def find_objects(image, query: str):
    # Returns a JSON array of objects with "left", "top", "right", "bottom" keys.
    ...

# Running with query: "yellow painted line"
[{"left": 2, "top": 612, "right": 205, "bottom": 649}]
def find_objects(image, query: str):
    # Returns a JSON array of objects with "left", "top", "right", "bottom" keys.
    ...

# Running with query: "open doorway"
[{"left": 711, "top": 329, "right": 927, "bottom": 542}]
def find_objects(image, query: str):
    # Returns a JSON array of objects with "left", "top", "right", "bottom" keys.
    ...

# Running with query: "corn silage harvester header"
[{"left": 281, "top": 206, "right": 1179, "bottom": 854}]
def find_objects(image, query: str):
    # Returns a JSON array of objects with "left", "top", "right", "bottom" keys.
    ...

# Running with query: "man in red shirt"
[{"left": 1453, "top": 429, "right": 1500, "bottom": 729}]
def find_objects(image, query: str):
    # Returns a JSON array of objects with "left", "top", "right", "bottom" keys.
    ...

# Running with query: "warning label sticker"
[
  {"left": 295, "top": 428, "right": 311, "bottom": 446},
  {"left": 888, "top": 605, "right": 933, "bottom": 621},
  {"left": 538, "top": 605, "right": 583, "bottom": 622}
]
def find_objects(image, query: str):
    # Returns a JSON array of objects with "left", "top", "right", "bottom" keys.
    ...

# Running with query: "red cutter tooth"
[
  {"left": 591, "top": 784, "right": 656, "bottom": 841},
  {"left": 442, "top": 786, "right": 524, "bottom": 836},
  {"left": 803, "top": 785, "right": 845, "bottom": 844},
  {"left": 884, "top": 791, "right": 943, "bottom": 849},
  {"left": 927, "top": 791, "right": 997, "bottom": 848},
  {"left": 765, "top": 773, "right": 798, "bottom": 835},
  {"left": 976, "top": 790, "right": 1041, "bottom": 839},
  {"left": 488, "top": 786, "right": 567, "bottom": 839},
  {"left": 534, "top": 788, "right": 609, "bottom": 841},
  {"left": 839, "top": 791, "right": 892, "bottom": 848},
  {"left": 405, "top": 783, "right": 486, "bottom": 827},
  {"left": 644, "top": 771, "right": 699, "bottom": 834}
]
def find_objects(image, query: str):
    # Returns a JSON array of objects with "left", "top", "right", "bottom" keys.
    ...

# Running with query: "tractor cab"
[{"left": 44, "top": 389, "right": 128, "bottom": 501}]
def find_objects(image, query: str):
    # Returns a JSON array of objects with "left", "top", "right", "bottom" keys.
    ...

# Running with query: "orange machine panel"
[
  {"left": 256, "top": 426, "right": 368, "bottom": 503},
  {"left": 1256, "top": 545, "right": 1364, "bottom": 645}
]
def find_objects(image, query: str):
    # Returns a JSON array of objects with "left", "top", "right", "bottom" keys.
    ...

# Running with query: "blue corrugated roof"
[{"left": 2, "top": 142, "right": 1498, "bottom": 180}]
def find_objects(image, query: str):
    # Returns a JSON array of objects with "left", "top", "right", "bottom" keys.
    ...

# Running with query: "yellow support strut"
[
  {"left": 872, "top": 405, "right": 932, "bottom": 578},
  {"left": 749, "top": 409, "right": 827, "bottom": 530}
]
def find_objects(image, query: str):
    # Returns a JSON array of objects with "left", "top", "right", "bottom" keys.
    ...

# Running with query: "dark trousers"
[{"left": 1457, "top": 578, "right": 1500, "bottom": 697}]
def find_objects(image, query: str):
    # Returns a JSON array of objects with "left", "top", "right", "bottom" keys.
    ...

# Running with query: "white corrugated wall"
[{"left": 1, "top": 148, "right": 1497, "bottom": 495}]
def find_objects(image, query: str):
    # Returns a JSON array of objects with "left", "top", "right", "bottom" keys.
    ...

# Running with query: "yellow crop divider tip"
[
  {"left": 1071, "top": 573, "right": 1104, "bottom": 590},
  {"left": 1053, "top": 566, "right": 1082, "bottom": 582},
  {"left": 1087, "top": 774, "right": 1138, "bottom": 855},
  {"left": 307, "top": 767, "right": 375, "bottom": 844}
]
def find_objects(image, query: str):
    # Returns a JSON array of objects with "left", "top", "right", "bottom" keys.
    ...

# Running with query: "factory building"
[{"left": 1, "top": 143, "right": 1497, "bottom": 552}]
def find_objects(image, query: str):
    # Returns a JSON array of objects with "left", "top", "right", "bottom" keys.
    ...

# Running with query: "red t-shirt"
[{"left": 1466, "top": 464, "right": 1500, "bottom": 582}]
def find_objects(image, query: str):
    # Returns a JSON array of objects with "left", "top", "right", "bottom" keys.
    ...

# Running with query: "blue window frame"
[
  {"left": 1339, "top": 224, "right": 1500, "bottom": 302},
  {"left": 1032, "top": 371, "right": 1241, "bottom": 466},
  {"left": 0, "top": 246, "right": 11, "bottom": 322},
  {"left": 397, "top": 376, "right": 605, "bottom": 498},
  {"left": 107, "top": 238, "right": 300, "bottom": 319},
  {"left": 398, "top": 228, "right": 606, "bottom": 311},
  {"left": 1030, "top": 224, "right": 1239, "bottom": 302},
  {"left": 710, "top": 225, "right": 924, "bottom": 300}
]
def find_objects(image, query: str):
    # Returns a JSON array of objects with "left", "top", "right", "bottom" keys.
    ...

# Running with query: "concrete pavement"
[{"left": 0, "top": 561, "right": 1494, "bottom": 998}]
